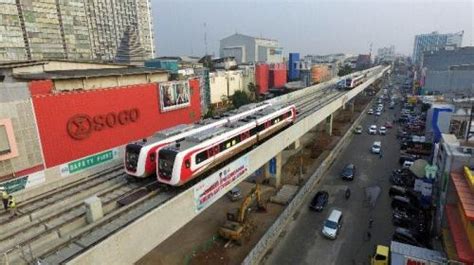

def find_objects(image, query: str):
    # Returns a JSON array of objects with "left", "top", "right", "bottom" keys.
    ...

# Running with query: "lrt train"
[
  {"left": 156, "top": 104, "right": 297, "bottom": 186},
  {"left": 345, "top": 75, "right": 365, "bottom": 89},
  {"left": 124, "top": 102, "right": 272, "bottom": 178}
]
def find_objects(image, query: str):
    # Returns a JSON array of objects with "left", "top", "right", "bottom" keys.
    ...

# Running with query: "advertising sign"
[
  {"left": 0, "top": 171, "right": 45, "bottom": 193},
  {"left": 60, "top": 148, "right": 119, "bottom": 177},
  {"left": 159, "top": 81, "right": 191, "bottom": 112},
  {"left": 193, "top": 155, "right": 249, "bottom": 212}
]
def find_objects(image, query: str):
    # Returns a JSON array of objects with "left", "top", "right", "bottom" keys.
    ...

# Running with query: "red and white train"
[
  {"left": 345, "top": 75, "right": 365, "bottom": 89},
  {"left": 156, "top": 104, "right": 297, "bottom": 186},
  {"left": 124, "top": 102, "right": 272, "bottom": 178}
]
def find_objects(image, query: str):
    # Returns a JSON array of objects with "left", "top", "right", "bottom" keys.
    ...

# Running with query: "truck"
[{"left": 371, "top": 241, "right": 446, "bottom": 265}]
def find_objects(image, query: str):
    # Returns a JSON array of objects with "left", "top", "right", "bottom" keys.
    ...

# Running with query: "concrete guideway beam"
[{"left": 67, "top": 66, "right": 389, "bottom": 265}]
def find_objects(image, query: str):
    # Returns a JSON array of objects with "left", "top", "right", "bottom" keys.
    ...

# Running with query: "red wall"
[
  {"left": 255, "top": 64, "right": 269, "bottom": 94},
  {"left": 32, "top": 79, "right": 201, "bottom": 167},
  {"left": 269, "top": 63, "right": 287, "bottom": 89}
]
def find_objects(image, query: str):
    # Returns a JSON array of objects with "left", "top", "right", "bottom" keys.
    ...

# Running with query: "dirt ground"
[{"left": 136, "top": 92, "right": 375, "bottom": 265}]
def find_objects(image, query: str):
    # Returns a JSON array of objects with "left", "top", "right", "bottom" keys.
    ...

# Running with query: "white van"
[
  {"left": 322, "top": 209, "right": 343, "bottom": 239},
  {"left": 372, "top": 141, "right": 381, "bottom": 154}
]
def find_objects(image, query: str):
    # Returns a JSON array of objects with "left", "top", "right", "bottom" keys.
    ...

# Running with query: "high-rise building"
[
  {"left": 0, "top": 0, "right": 155, "bottom": 63},
  {"left": 412, "top": 31, "right": 463, "bottom": 65}
]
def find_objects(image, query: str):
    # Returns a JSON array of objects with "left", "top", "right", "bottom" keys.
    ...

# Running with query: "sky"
[{"left": 150, "top": 0, "right": 473, "bottom": 57}]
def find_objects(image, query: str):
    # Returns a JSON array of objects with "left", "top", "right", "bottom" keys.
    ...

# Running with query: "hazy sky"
[{"left": 150, "top": 0, "right": 473, "bottom": 57}]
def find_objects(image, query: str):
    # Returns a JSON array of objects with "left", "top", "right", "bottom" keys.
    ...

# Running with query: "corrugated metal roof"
[
  {"left": 390, "top": 241, "right": 446, "bottom": 262},
  {"left": 445, "top": 204, "right": 474, "bottom": 263},
  {"left": 451, "top": 172, "right": 474, "bottom": 220},
  {"left": 13, "top": 67, "right": 168, "bottom": 80}
]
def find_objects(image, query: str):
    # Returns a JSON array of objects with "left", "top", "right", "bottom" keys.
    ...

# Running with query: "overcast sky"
[{"left": 150, "top": 0, "right": 473, "bottom": 57}]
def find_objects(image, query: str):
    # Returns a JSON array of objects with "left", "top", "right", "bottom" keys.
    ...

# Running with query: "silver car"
[{"left": 322, "top": 209, "right": 343, "bottom": 239}]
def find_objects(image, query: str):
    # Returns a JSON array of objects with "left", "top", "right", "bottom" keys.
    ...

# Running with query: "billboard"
[
  {"left": 32, "top": 79, "right": 202, "bottom": 168},
  {"left": 159, "top": 81, "right": 191, "bottom": 112},
  {"left": 193, "top": 154, "right": 249, "bottom": 212}
]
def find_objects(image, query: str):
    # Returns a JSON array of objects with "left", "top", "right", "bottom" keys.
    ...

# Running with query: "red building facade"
[{"left": 31, "top": 78, "right": 201, "bottom": 167}]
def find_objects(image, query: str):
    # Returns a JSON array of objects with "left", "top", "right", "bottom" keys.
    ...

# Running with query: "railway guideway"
[{"left": 67, "top": 66, "right": 389, "bottom": 265}]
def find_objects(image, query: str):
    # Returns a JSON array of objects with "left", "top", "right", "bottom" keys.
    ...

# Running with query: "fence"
[{"left": 242, "top": 79, "right": 383, "bottom": 265}]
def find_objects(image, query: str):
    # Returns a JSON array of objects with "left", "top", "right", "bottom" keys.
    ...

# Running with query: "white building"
[{"left": 220, "top": 33, "right": 283, "bottom": 64}]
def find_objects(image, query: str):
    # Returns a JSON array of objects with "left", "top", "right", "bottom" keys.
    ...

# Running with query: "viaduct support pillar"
[
  {"left": 325, "top": 114, "right": 333, "bottom": 136},
  {"left": 287, "top": 138, "right": 300, "bottom": 150},
  {"left": 264, "top": 152, "right": 282, "bottom": 188}
]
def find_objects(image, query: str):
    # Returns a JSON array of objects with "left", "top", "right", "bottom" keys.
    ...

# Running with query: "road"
[{"left": 264, "top": 98, "right": 400, "bottom": 265}]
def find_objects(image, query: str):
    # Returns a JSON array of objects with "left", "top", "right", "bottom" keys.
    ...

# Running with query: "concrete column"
[
  {"left": 350, "top": 100, "right": 355, "bottom": 113},
  {"left": 325, "top": 114, "right": 333, "bottom": 136},
  {"left": 286, "top": 138, "right": 300, "bottom": 150},
  {"left": 264, "top": 152, "right": 282, "bottom": 188}
]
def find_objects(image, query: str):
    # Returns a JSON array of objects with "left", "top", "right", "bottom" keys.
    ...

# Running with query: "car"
[
  {"left": 368, "top": 109, "right": 374, "bottom": 115},
  {"left": 226, "top": 187, "right": 242, "bottom": 201},
  {"left": 379, "top": 126, "right": 387, "bottom": 135},
  {"left": 368, "top": 125, "right": 377, "bottom": 134},
  {"left": 309, "top": 191, "right": 329, "bottom": 211},
  {"left": 322, "top": 209, "right": 343, "bottom": 239},
  {"left": 371, "top": 141, "right": 381, "bottom": 154},
  {"left": 384, "top": 121, "right": 393, "bottom": 128},
  {"left": 353, "top": 125, "right": 363, "bottom": 134},
  {"left": 392, "top": 227, "right": 427, "bottom": 248},
  {"left": 402, "top": 160, "right": 414, "bottom": 169},
  {"left": 341, "top": 164, "right": 356, "bottom": 180},
  {"left": 375, "top": 111, "right": 382, "bottom": 116}
]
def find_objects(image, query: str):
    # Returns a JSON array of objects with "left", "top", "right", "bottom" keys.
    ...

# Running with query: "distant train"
[
  {"left": 345, "top": 74, "right": 365, "bottom": 89},
  {"left": 124, "top": 102, "right": 272, "bottom": 178},
  {"left": 156, "top": 104, "right": 297, "bottom": 186}
]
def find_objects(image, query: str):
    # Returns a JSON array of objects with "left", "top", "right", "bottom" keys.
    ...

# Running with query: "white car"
[
  {"left": 368, "top": 109, "right": 374, "bottom": 115},
  {"left": 372, "top": 141, "right": 381, "bottom": 154},
  {"left": 379, "top": 126, "right": 387, "bottom": 135},
  {"left": 322, "top": 209, "right": 343, "bottom": 239},
  {"left": 375, "top": 111, "right": 382, "bottom": 116},
  {"left": 368, "top": 125, "right": 377, "bottom": 134}
]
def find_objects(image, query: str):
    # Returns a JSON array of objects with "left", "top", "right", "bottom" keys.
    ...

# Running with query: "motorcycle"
[{"left": 345, "top": 188, "right": 351, "bottom": 200}]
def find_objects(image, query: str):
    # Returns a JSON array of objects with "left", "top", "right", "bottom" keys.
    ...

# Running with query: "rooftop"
[
  {"left": 13, "top": 67, "right": 168, "bottom": 81},
  {"left": 0, "top": 59, "right": 128, "bottom": 69},
  {"left": 222, "top": 33, "right": 277, "bottom": 42},
  {"left": 451, "top": 172, "right": 474, "bottom": 221}
]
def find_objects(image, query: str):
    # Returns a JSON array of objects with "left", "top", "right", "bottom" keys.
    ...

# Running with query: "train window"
[
  {"left": 196, "top": 151, "right": 208, "bottom": 164},
  {"left": 150, "top": 153, "right": 156, "bottom": 162},
  {"left": 257, "top": 124, "right": 265, "bottom": 132},
  {"left": 185, "top": 159, "right": 190, "bottom": 168},
  {"left": 250, "top": 127, "right": 258, "bottom": 136}
]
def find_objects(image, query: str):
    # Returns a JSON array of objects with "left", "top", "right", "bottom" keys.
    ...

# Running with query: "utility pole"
[{"left": 204, "top": 22, "right": 208, "bottom": 56}]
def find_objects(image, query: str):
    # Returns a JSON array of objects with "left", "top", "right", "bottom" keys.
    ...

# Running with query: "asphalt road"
[{"left": 264, "top": 99, "right": 401, "bottom": 265}]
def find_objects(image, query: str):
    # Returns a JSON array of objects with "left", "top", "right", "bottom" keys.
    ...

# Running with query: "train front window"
[
  {"left": 345, "top": 79, "right": 352, "bottom": 86},
  {"left": 125, "top": 144, "right": 141, "bottom": 172},
  {"left": 158, "top": 149, "right": 177, "bottom": 180}
]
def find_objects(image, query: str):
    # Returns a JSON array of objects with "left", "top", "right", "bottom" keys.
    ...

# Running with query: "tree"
[
  {"left": 230, "top": 90, "right": 251, "bottom": 109},
  {"left": 337, "top": 65, "right": 353, "bottom": 77},
  {"left": 247, "top": 82, "right": 259, "bottom": 101}
]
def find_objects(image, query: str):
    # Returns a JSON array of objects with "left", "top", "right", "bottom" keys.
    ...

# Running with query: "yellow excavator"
[{"left": 219, "top": 184, "right": 267, "bottom": 245}]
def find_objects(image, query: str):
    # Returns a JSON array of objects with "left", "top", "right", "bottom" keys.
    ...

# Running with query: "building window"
[{"left": 0, "top": 126, "right": 10, "bottom": 155}]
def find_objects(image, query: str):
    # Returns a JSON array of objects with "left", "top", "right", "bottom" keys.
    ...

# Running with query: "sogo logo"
[{"left": 67, "top": 108, "right": 140, "bottom": 140}]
